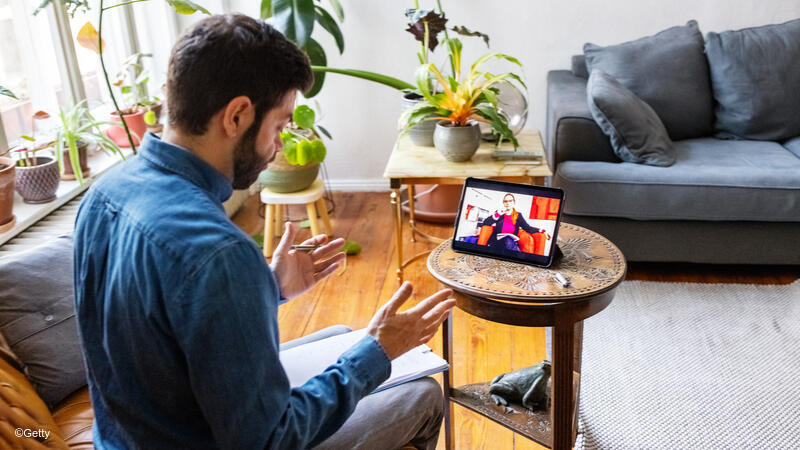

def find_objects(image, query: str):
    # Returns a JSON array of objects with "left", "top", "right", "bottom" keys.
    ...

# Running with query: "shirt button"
[{"left": 44, "top": 315, "right": 54, "bottom": 322}]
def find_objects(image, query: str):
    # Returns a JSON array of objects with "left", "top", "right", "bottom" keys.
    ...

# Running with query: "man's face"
[{"left": 231, "top": 91, "right": 296, "bottom": 189}]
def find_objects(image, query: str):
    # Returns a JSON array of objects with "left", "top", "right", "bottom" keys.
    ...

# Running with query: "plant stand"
[{"left": 260, "top": 178, "right": 332, "bottom": 257}]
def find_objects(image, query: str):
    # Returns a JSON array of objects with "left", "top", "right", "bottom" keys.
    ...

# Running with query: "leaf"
[
  {"left": 21, "top": 135, "right": 36, "bottom": 142},
  {"left": 474, "top": 103, "right": 518, "bottom": 148},
  {"left": 0, "top": 86, "right": 17, "bottom": 99},
  {"left": 316, "top": 124, "right": 332, "bottom": 140},
  {"left": 302, "top": 38, "right": 327, "bottom": 97},
  {"left": 166, "top": 0, "right": 210, "bottom": 15},
  {"left": 296, "top": 140, "right": 311, "bottom": 165},
  {"left": 283, "top": 140, "right": 298, "bottom": 164},
  {"left": 310, "top": 66, "right": 414, "bottom": 91},
  {"left": 327, "top": 0, "right": 344, "bottom": 22},
  {"left": 271, "top": 0, "right": 315, "bottom": 48},
  {"left": 314, "top": 6, "right": 344, "bottom": 54},
  {"left": 143, "top": 110, "right": 157, "bottom": 125},
  {"left": 33, "top": 111, "right": 51, "bottom": 120},
  {"left": 121, "top": 86, "right": 132, "bottom": 94},
  {"left": 309, "top": 139, "right": 326, "bottom": 162},
  {"left": 343, "top": 239, "right": 361, "bottom": 256},
  {"left": 451, "top": 25, "right": 490, "bottom": 47},
  {"left": 260, "top": 0, "right": 272, "bottom": 18},
  {"left": 293, "top": 105, "right": 316, "bottom": 128},
  {"left": 404, "top": 9, "right": 447, "bottom": 51},
  {"left": 77, "top": 22, "right": 105, "bottom": 54}
]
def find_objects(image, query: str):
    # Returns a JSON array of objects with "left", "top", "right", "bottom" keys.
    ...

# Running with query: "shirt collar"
[{"left": 139, "top": 132, "right": 233, "bottom": 203}]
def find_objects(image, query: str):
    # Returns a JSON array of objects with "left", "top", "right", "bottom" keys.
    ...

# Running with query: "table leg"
[
  {"left": 264, "top": 204, "right": 275, "bottom": 258},
  {"left": 552, "top": 310, "right": 576, "bottom": 450},
  {"left": 316, "top": 197, "right": 333, "bottom": 235},
  {"left": 408, "top": 184, "right": 416, "bottom": 243},
  {"left": 390, "top": 180, "right": 404, "bottom": 284},
  {"left": 442, "top": 313, "right": 454, "bottom": 450}
]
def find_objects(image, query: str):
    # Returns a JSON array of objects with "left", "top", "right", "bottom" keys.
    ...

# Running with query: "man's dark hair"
[{"left": 166, "top": 14, "right": 313, "bottom": 135}]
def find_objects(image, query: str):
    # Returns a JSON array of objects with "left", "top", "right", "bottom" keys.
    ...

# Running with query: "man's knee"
[{"left": 412, "top": 377, "right": 444, "bottom": 419}]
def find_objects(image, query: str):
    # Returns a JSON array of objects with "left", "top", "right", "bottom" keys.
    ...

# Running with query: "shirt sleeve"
[
  {"left": 517, "top": 215, "right": 541, "bottom": 234},
  {"left": 168, "top": 241, "right": 391, "bottom": 449}
]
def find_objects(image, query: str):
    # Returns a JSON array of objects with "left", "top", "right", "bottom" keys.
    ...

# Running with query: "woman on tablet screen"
[{"left": 481, "top": 193, "right": 542, "bottom": 252}]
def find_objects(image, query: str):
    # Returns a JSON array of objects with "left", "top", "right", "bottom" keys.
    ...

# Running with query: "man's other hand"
[
  {"left": 270, "top": 222, "right": 345, "bottom": 300},
  {"left": 366, "top": 282, "right": 456, "bottom": 360}
]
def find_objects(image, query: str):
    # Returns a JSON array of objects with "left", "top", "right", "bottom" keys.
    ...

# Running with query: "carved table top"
[{"left": 427, "top": 223, "right": 626, "bottom": 302}]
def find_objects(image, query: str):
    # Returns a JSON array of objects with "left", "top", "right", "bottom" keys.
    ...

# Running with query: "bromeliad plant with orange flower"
[{"left": 399, "top": 38, "right": 526, "bottom": 149}]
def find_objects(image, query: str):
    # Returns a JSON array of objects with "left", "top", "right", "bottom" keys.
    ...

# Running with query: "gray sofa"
[{"left": 545, "top": 23, "right": 800, "bottom": 265}]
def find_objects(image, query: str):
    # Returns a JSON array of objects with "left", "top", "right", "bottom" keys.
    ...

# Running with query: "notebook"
[{"left": 280, "top": 328, "right": 449, "bottom": 394}]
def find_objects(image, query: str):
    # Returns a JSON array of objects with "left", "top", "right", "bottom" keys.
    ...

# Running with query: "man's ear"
[{"left": 221, "top": 96, "right": 255, "bottom": 138}]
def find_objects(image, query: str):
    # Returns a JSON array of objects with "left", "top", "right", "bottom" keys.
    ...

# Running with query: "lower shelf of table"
[{"left": 448, "top": 372, "right": 580, "bottom": 448}]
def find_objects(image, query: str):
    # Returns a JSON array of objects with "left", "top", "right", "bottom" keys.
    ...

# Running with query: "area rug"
[{"left": 575, "top": 280, "right": 800, "bottom": 449}]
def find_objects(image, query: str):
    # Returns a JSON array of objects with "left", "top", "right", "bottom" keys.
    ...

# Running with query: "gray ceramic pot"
[
  {"left": 259, "top": 151, "right": 320, "bottom": 193},
  {"left": 401, "top": 93, "right": 436, "bottom": 147},
  {"left": 15, "top": 156, "right": 59, "bottom": 204},
  {"left": 433, "top": 121, "right": 482, "bottom": 162}
]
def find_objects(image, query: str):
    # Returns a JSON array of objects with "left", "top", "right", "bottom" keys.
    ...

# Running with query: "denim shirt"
[{"left": 73, "top": 133, "right": 391, "bottom": 449}]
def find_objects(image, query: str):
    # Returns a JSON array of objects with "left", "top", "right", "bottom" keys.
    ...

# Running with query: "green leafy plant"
[
  {"left": 52, "top": 100, "right": 126, "bottom": 184},
  {"left": 400, "top": 38, "right": 526, "bottom": 147},
  {"left": 281, "top": 104, "right": 328, "bottom": 166},
  {"left": 113, "top": 53, "right": 160, "bottom": 111},
  {"left": 262, "top": 0, "right": 345, "bottom": 97}
]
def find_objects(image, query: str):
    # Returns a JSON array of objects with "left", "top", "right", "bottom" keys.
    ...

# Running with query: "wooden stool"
[{"left": 260, "top": 179, "right": 332, "bottom": 257}]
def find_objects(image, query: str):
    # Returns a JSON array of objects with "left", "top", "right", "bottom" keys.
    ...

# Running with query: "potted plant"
[
  {"left": 259, "top": 105, "right": 328, "bottom": 193},
  {"left": 0, "top": 87, "right": 17, "bottom": 232},
  {"left": 0, "top": 149, "right": 16, "bottom": 233},
  {"left": 11, "top": 145, "right": 60, "bottom": 204},
  {"left": 104, "top": 53, "right": 160, "bottom": 147},
  {"left": 400, "top": 38, "right": 525, "bottom": 162},
  {"left": 53, "top": 101, "right": 125, "bottom": 184}
]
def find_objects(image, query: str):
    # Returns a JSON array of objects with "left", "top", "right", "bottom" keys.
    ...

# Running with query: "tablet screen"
[{"left": 452, "top": 178, "right": 565, "bottom": 267}]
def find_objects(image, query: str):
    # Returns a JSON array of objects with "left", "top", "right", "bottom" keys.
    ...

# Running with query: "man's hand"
[
  {"left": 367, "top": 282, "right": 456, "bottom": 360},
  {"left": 270, "top": 222, "right": 345, "bottom": 300}
]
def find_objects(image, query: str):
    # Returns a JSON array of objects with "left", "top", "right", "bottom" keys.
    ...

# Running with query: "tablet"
[{"left": 452, "top": 178, "right": 565, "bottom": 268}]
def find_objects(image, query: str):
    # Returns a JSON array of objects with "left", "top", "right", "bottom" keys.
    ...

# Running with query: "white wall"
[{"left": 184, "top": 0, "right": 800, "bottom": 190}]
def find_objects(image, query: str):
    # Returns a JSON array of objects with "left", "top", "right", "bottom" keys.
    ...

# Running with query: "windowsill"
[{"left": 0, "top": 147, "right": 134, "bottom": 246}]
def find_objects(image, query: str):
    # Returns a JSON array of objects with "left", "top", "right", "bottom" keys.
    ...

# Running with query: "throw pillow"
[
  {"left": 0, "top": 235, "right": 86, "bottom": 408},
  {"left": 587, "top": 71, "right": 676, "bottom": 166},
  {"left": 705, "top": 19, "right": 800, "bottom": 141},
  {"left": 584, "top": 20, "right": 713, "bottom": 140}
]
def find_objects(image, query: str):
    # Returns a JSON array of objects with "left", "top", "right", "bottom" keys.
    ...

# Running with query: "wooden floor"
[{"left": 233, "top": 191, "right": 799, "bottom": 449}]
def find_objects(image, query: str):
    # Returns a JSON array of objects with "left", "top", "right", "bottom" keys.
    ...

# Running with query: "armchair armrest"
[{"left": 545, "top": 71, "right": 618, "bottom": 171}]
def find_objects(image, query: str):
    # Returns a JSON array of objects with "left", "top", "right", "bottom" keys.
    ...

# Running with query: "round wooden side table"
[{"left": 427, "top": 223, "right": 626, "bottom": 449}]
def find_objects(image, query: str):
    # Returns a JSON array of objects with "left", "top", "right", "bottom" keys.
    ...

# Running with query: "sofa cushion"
[
  {"left": 705, "top": 19, "right": 800, "bottom": 141},
  {"left": 783, "top": 137, "right": 800, "bottom": 159},
  {"left": 554, "top": 138, "right": 800, "bottom": 221},
  {"left": 0, "top": 235, "right": 86, "bottom": 408},
  {"left": 587, "top": 71, "right": 675, "bottom": 166},
  {"left": 584, "top": 20, "right": 713, "bottom": 140}
]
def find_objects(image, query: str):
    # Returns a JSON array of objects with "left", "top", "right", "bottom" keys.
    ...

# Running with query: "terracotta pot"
[
  {"left": 61, "top": 141, "right": 90, "bottom": 181},
  {"left": 258, "top": 151, "right": 320, "bottom": 193},
  {"left": 401, "top": 93, "right": 436, "bottom": 147},
  {"left": 15, "top": 156, "right": 59, "bottom": 204},
  {"left": 402, "top": 183, "right": 464, "bottom": 224},
  {"left": 106, "top": 109, "right": 147, "bottom": 148},
  {"left": 0, "top": 157, "right": 16, "bottom": 233}
]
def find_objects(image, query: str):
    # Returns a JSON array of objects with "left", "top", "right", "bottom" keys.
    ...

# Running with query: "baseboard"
[{"left": 325, "top": 178, "right": 390, "bottom": 192}]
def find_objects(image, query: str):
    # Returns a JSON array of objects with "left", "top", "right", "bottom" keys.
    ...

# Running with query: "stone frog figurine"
[{"left": 489, "top": 360, "right": 551, "bottom": 411}]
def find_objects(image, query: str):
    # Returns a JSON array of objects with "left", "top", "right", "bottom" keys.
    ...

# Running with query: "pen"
[{"left": 291, "top": 244, "right": 319, "bottom": 252}]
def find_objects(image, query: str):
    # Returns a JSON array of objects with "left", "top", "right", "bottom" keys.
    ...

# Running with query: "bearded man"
[{"left": 73, "top": 14, "right": 454, "bottom": 449}]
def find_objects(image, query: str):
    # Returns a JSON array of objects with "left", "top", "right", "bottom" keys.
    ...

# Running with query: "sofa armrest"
[{"left": 545, "top": 70, "right": 618, "bottom": 171}]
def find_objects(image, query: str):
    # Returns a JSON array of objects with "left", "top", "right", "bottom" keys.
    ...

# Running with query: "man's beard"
[{"left": 231, "top": 120, "right": 268, "bottom": 189}]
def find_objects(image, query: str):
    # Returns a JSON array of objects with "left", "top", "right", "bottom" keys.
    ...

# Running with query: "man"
[{"left": 73, "top": 14, "right": 455, "bottom": 449}]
